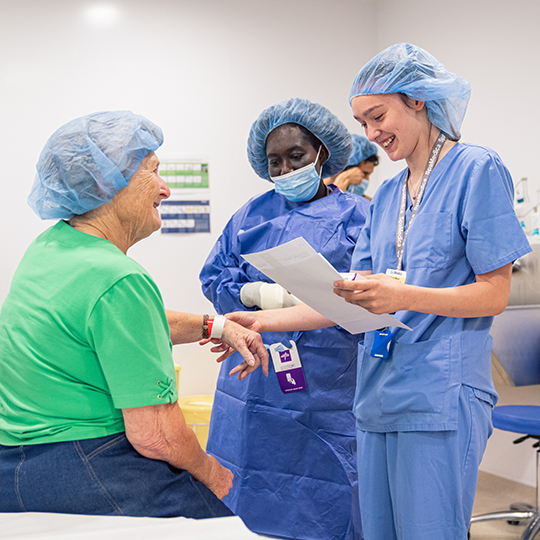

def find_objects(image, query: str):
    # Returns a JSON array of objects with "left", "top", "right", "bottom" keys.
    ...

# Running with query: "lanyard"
[{"left": 395, "top": 132, "right": 447, "bottom": 271}]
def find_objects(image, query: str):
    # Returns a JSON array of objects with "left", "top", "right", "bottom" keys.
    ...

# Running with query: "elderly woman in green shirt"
[{"left": 0, "top": 111, "right": 267, "bottom": 517}]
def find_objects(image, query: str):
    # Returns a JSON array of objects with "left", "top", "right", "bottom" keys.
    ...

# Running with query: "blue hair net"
[
  {"left": 28, "top": 110, "right": 164, "bottom": 220},
  {"left": 349, "top": 43, "right": 471, "bottom": 141},
  {"left": 348, "top": 134, "right": 378, "bottom": 166},
  {"left": 247, "top": 98, "right": 352, "bottom": 181}
]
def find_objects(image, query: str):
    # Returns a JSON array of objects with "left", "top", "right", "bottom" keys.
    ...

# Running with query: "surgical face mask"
[
  {"left": 348, "top": 179, "right": 369, "bottom": 197},
  {"left": 270, "top": 147, "right": 322, "bottom": 202}
]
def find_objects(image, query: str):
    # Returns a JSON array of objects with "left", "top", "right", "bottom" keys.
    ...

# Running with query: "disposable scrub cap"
[
  {"left": 28, "top": 110, "right": 163, "bottom": 219},
  {"left": 247, "top": 97, "right": 352, "bottom": 181},
  {"left": 349, "top": 43, "right": 471, "bottom": 141},
  {"left": 348, "top": 134, "right": 378, "bottom": 167}
]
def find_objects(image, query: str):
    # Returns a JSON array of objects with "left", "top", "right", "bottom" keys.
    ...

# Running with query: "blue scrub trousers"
[
  {"left": 0, "top": 432, "right": 233, "bottom": 518},
  {"left": 356, "top": 385, "right": 493, "bottom": 540}
]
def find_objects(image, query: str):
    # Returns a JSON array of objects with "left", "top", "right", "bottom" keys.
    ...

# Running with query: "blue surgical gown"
[{"left": 200, "top": 187, "right": 369, "bottom": 540}]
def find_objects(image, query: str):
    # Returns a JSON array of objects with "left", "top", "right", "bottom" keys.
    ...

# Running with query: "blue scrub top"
[{"left": 351, "top": 143, "right": 532, "bottom": 432}]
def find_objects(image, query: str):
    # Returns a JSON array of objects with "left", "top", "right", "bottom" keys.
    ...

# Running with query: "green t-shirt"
[{"left": 0, "top": 221, "right": 178, "bottom": 445}]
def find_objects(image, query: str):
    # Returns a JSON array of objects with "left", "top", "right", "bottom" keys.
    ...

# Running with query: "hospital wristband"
[{"left": 208, "top": 314, "right": 226, "bottom": 339}]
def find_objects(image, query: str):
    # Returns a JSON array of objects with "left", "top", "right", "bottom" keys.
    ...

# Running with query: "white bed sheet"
[{"left": 0, "top": 512, "right": 265, "bottom": 540}]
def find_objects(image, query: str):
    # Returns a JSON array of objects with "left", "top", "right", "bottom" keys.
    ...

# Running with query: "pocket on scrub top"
[
  {"left": 405, "top": 212, "right": 452, "bottom": 268},
  {"left": 379, "top": 338, "right": 451, "bottom": 415}
]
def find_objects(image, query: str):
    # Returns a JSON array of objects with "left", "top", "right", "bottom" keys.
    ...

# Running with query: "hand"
[
  {"left": 225, "top": 310, "right": 264, "bottom": 333},
  {"left": 333, "top": 167, "right": 365, "bottom": 191},
  {"left": 333, "top": 273, "right": 408, "bottom": 314},
  {"left": 203, "top": 455, "right": 234, "bottom": 500},
  {"left": 224, "top": 312, "right": 267, "bottom": 380},
  {"left": 200, "top": 317, "right": 269, "bottom": 380}
]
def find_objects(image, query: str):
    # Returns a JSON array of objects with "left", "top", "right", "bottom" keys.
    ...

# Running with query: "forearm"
[
  {"left": 165, "top": 310, "right": 204, "bottom": 345},
  {"left": 339, "top": 265, "right": 511, "bottom": 317},
  {"left": 401, "top": 280, "right": 509, "bottom": 318},
  {"left": 123, "top": 403, "right": 215, "bottom": 484},
  {"left": 333, "top": 175, "right": 350, "bottom": 192},
  {"left": 256, "top": 303, "right": 335, "bottom": 332}
]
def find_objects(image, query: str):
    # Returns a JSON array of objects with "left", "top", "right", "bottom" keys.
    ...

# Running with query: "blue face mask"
[
  {"left": 271, "top": 147, "right": 322, "bottom": 202},
  {"left": 348, "top": 178, "right": 369, "bottom": 197}
]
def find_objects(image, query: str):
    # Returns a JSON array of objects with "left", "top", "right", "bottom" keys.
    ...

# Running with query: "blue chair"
[{"left": 470, "top": 405, "right": 540, "bottom": 540}]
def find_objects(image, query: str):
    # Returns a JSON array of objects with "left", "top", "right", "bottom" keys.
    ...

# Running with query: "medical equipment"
[
  {"left": 240, "top": 282, "right": 302, "bottom": 310},
  {"left": 270, "top": 147, "right": 322, "bottom": 201},
  {"left": 470, "top": 405, "right": 540, "bottom": 540},
  {"left": 177, "top": 395, "right": 214, "bottom": 451},
  {"left": 348, "top": 180, "right": 369, "bottom": 196}
]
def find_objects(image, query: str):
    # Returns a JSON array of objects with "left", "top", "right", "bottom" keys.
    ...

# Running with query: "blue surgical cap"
[
  {"left": 348, "top": 134, "right": 378, "bottom": 167},
  {"left": 247, "top": 97, "right": 352, "bottom": 181},
  {"left": 349, "top": 43, "right": 471, "bottom": 141},
  {"left": 28, "top": 110, "right": 164, "bottom": 220}
]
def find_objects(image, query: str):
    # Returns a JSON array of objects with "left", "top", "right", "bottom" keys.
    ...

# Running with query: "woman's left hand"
[
  {"left": 199, "top": 319, "right": 269, "bottom": 380},
  {"left": 333, "top": 273, "right": 408, "bottom": 314}
]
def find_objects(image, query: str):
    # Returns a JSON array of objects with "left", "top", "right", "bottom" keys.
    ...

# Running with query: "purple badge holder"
[{"left": 269, "top": 341, "right": 306, "bottom": 393}]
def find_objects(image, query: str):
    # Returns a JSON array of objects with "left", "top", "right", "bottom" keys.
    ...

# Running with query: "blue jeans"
[{"left": 0, "top": 432, "right": 233, "bottom": 518}]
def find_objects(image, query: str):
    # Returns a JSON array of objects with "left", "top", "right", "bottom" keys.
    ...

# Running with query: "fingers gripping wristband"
[{"left": 207, "top": 314, "right": 226, "bottom": 339}]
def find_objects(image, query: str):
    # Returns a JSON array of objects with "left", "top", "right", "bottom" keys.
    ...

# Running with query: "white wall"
[
  {"left": 1, "top": 0, "right": 538, "bottom": 485},
  {"left": 0, "top": 0, "right": 377, "bottom": 396},
  {"left": 368, "top": 0, "right": 540, "bottom": 198}
]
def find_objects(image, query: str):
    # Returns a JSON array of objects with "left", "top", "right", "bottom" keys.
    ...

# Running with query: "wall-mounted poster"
[
  {"left": 159, "top": 161, "right": 209, "bottom": 189},
  {"left": 160, "top": 200, "right": 210, "bottom": 234},
  {"left": 159, "top": 159, "right": 211, "bottom": 234}
]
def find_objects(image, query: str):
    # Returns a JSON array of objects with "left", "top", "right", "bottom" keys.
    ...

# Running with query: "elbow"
[
  {"left": 125, "top": 430, "right": 170, "bottom": 462},
  {"left": 491, "top": 301, "right": 508, "bottom": 317},
  {"left": 489, "top": 293, "right": 509, "bottom": 317}
]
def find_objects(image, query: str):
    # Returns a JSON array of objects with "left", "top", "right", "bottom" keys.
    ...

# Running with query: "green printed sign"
[{"left": 160, "top": 162, "right": 209, "bottom": 189}]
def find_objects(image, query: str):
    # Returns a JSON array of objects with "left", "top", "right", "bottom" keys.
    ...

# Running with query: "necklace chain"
[{"left": 409, "top": 178, "right": 421, "bottom": 200}]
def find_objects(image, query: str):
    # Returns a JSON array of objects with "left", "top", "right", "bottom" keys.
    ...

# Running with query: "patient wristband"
[{"left": 208, "top": 314, "right": 226, "bottom": 339}]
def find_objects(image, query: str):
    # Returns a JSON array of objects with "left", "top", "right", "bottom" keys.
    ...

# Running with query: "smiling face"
[
  {"left": 265, "top": 124, "right": 328, "bottom": 178},
  {"left": 113, "top": 152, "right": 171, "bottom": 243},
  {"left": 351, "top": 94, "right": 428, "bottom": 163}
]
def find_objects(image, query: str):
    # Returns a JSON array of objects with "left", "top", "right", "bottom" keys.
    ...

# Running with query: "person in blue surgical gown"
[
  {"left": 199, "top": 98, "right": 368, "bottom": 540},
  {"left": 224, "top": 44, "right": 532, "bottom": 540},
  {"left": 324, "top": 134, "right": 379, "bottom": 199}
]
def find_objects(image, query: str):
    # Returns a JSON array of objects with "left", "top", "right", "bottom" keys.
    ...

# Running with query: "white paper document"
[{"left": 241, "top": 237, "right": 411, "bottom": 335}]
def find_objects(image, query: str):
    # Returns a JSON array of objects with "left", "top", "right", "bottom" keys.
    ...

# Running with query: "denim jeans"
[{"left": 0, "top": 432, "right": 233, "bottom": 518}]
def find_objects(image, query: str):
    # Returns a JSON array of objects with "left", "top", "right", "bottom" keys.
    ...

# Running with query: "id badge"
[
  {"left": 386, "top": 268, "right": 407, "bottom": 284},
  {"left": 370, "top": 328, "right": 393, "bottom": 359},
  {"left": 269, "top": 341, "right": 306, "bottom": 394}
]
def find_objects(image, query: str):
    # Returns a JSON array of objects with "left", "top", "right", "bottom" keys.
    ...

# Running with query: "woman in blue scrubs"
[
  {"left": 200, "top": 98, "right": 368, "bottom": 540},
  {"left": 224, "top": 44, "right": 531, "bottom": 540},
  {"left": 324, "top": 134, "right": 379, "bottom": 199}
]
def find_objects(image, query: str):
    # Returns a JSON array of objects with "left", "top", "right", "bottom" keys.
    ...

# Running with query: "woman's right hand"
[{"left": 225, "top": 310, "right": 264, "bottom": 333}]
